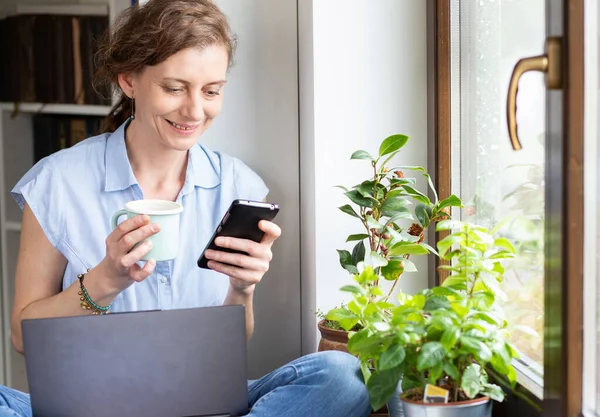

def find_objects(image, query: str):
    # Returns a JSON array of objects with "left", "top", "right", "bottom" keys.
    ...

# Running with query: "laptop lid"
[{"left": 22, "top": 305, "right": 248, "bottom": 417}]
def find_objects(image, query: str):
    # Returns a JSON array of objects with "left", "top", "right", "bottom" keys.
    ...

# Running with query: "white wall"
[
  {"left": 299, "top": 1, "right": 429, "bottom": 353},
  {"left": 203, "top": 0, "right": 301, "bottom": 379}
]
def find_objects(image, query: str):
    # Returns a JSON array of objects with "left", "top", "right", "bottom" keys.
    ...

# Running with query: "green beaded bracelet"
[{"left": 78, "top": 269, "right": 112, "bottom": 315}]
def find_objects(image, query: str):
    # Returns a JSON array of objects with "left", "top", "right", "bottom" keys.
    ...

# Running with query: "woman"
[{"left": 0, "top": 0, "right": 373, "bottom": 416}]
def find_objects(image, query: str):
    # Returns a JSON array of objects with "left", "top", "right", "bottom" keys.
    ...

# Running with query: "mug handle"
[{"left": 111, "top": 209, "right": 128, "bottom": 230}]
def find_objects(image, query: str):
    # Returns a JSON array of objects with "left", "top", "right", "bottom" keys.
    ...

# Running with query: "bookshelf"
[
  {"left": 0, "top": 0, "right": 128, "bottom": 391},
  {"left": 0, "top": 102, "right": 112, "bottom": 116}
]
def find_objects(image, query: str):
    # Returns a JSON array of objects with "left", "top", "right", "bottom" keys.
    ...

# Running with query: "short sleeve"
[
  {"left": 11, "top": 157, "right": 64, "bottom": 248},
  {"left": 232, "top": 157, "right": 269, "bottom": 202}
]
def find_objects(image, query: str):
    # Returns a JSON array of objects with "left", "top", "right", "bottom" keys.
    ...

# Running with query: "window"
[{"left": 449, "top": 0, "right": 545, "bottom": 394}]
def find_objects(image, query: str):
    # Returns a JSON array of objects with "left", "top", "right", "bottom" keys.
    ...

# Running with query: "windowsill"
[{"left": 513, "top": 357, "right": 544, "bottom": 400}]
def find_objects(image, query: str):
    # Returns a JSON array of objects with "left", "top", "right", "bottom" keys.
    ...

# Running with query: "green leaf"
[
  {"left": 437, "top": 234, "right": 462, "bottom": 258},
  {"left": 360, "top": 360, "right": 372, "bottom": 385},
  {"left": 339, "top": 204, "right": 361, "bottom": 219},
  {"left": 337, "top": 249, "right": 352, "bottom": 268},
  {"left": 419, "top": 242, "right": 439, "bottom": 257},
  {"left": 366, "top": 366, "right": 404, "bottom": 411},
  {"left": 325, "top": 308, "right": 359, "bottom": 331},
  {"left": 472, "top": 291, "right": 495, "bottom": 310},
  {"left": 428, "top": 362, "right": 444, "bottom": 384},
  {"left": 381, "top": 259, "right": 405, "bottom": 281},
  {"left": 415, "top": 203, "right": 432, "bottom": 228},
  {"left": 343, "top": 264, "right": 359, "bottom": 274},
  {"left": 416, "top": 342, "right": 446, "bottom": 371},
  {"left": 340, "top": 285, "right": 366, "bottom": 295},
  {"left": 443, "top": 361, "right": 460, "bottom": 380},
  {"left": 481, "top": 383, "right": 505, "bottom": 402},
  {"left": 379, "top": 134, "right": 409, "bottom": 157},
  {"left": 366, "top": 215, "right": 384, "bottom": 231},
  {"left": 436, "top": 194, "right": 463, "bottom": 211},
  {"left": 388, "top": 242, "right": 430, "bottom": 256},
  {"left": 345, "top": 190, "right": 377, "bottom": 208},
  {"left": 435, "top": 219, "right": 463, "bottom": 231},
  {"left": 493, "top": 237, "right": 516, "bottom": 253},
  {"left": 423, "top": 295, "right": 451, "bottom": 311},
  {"left": 381, "top": 197, "right": 411, "bottom": 217},
  {"left": 460, "top": 336, "right": 493, "bottom": 363},
  {"left": 402, "top": 185, "right": 431, "bottom": 205},
  {"left": 431, "top": 286, "right": 461, "bottom": 298},
  {"left": 393, "top": 165, "right": 439, "bottom": 203},
  {"left": 351, "top": 150, "right": 373, "bottom": 160},
  {"left": 412, "top": 294, "right": 426, "bottom": 309},
  {"left": 355, "top": 266, "right": 379, "bottom": 285},
  {"left": 461, "top": 363, "right": 483, "bottom": 399},
  {"left": 379, "top": 345, "right": 406, "bottom": 371},
  {"left": 382, "top": 207, "right": 414, "bottom": 224},
  {"left": 402, "top": 259, "right": 418, "bottom": 272},
  {"left": 441, "top": 326, "right": 460, "bottom": 350},
  {"left": 357, "top": 181, "right": 386, "bottom": 200},
  {"left": 470, "top": 312, "right": 502, "bottom": 326},
  {"left": 401, "top": 373, "right": 423, "bottom": 392},
  {"left": 351, "top": 241, "right": 366, "bottom": 266},
  {"left": 346, "top": 233, "right": 369, "bottom": 242},
  {"left": 488, "top": 250, "right": 516, "bottom": 260},
  {"left": 441, "top": 276, "right": 467, "bottom": 291},
  {"left": 347, "top": 329, "right": 383, "bottom": 355},
  {"left": 368, "top": 251, "right": 388, "bottom": 268}
]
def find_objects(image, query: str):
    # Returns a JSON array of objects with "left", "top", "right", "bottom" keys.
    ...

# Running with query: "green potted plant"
[
  {"left": 318, "top": 134, "right": 462, "bottom": 352},
  {"left": 332, "top": 219, "right": 523, "bottom": 416}
]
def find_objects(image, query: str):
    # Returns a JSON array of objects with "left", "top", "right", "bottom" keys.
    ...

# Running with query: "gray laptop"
[{"left": 22, "top": 305, "right": 249, "bottom": 417}]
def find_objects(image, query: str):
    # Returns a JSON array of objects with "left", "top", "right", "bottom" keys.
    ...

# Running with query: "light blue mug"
[{"left": 111, "top": 199, "right": 184, "bottom": 262}]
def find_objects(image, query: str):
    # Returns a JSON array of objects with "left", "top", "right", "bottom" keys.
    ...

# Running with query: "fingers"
[
  {"left": 110, "top": 214, "right": 151, "bottom": 243},
  {"left": 129, "top": 259, "right": 157, "bottom": 282},
  {"left": 118, "top": 222, "right": 161, "bottom": 254},
  {"left": 259, "top": 220, "right": 282, "bottom": 245},
  {"left": 207, "top": 260, "right": 262, "bottom": 286},
  {"left": 204, "top": 249, "right": 269, "bottom": 272},
  {"left": 121, "top": 240, "right": 154, "bottom": 269}
]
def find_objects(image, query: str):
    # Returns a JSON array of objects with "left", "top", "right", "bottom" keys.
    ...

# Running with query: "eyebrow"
[{"left": 161, "top": 77, "right": 227, "bottom": 86}]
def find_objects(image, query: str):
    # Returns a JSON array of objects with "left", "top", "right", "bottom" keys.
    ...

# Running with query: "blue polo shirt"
[{"left": 11, "top": 120, "right": 269, "bottom": 312}]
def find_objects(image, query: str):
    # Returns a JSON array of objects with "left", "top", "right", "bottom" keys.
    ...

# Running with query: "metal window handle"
[{"left": 507, "top": 37, "right": 562, "bottom": 150}]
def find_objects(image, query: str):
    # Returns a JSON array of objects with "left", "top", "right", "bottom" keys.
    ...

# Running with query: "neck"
[{"left": 125, "top": 119, "right": 188, "bottom": 200}]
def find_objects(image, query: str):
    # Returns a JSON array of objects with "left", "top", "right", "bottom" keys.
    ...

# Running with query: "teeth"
[{"left": 168, "top": 120, "right": 194, "bottom": 130}]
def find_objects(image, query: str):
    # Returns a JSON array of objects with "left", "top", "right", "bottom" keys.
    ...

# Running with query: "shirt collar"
[{"left": 104, "top": 119, "right": 221, "bottom": 192}]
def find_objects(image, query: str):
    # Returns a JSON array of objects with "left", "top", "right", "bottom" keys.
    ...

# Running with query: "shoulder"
[
  {"left": 48, "top": 133, "right": 108, "bottom": 168},
  {"left": 195, "top": 144, "right": 270, "bottom": 201},
  {"left": 11, "top": 133, "right": 109, "bottom": 209}
]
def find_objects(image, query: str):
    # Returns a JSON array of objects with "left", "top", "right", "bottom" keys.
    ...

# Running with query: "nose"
[{"left": 182, "top": 93, "right": 205, "bottom": 122}]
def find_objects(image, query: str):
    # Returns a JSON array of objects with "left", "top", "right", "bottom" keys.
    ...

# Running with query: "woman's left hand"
[{"left": 203, "top": 220, "right": 282, "bottom": 294}]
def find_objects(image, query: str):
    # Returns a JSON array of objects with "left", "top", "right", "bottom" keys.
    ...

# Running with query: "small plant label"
[{"left": 423, "top": 384, "right": 449, "bottom": 404}]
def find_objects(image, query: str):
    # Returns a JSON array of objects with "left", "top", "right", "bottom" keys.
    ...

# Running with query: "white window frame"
[
  {"left": 448, "top": 0, "right": 545, "bottom": 399},
  {"left": 582, "top": 1, "right": 598, "bottom": 415}
]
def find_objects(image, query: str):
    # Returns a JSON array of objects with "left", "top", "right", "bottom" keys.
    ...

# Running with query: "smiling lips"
[{"left": 166, "top": 119, "right": 200, "bottom": 135}]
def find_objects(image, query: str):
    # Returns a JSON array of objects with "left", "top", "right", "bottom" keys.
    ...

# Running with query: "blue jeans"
[{"left": 0, "top": 351, "right": 399, "bottom": 417}]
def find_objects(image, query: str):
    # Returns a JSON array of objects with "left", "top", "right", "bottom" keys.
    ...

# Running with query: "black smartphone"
[{"left": 197, "top": 199, "right": 280, "bottom": 269}]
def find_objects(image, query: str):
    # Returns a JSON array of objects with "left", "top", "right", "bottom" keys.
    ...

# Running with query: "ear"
[{"left": 117, "top": 73, "right": 136, "bottom": 98}]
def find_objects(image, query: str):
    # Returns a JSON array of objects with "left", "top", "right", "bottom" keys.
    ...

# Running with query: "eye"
[
  {"left": 163, "top": 86, "right": 184, "bottom": 94},
  {"left": 206, "top": 89, "right": 221, "bottom": 97}
]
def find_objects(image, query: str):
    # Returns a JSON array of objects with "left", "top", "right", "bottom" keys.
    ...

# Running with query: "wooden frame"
[
  {"left": 427, "top": 0, "right": 451, "bottom": 286},
  {"left": 561, "top": 1, "right": 584, "bottom": 415},
  {"left": 428, "top": 0, "right": 586, "bottom": 416}
]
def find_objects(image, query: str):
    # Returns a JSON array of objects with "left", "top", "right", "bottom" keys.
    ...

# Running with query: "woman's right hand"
[{"left": 98, "top": 214, "right": 160, "bottom": 295}]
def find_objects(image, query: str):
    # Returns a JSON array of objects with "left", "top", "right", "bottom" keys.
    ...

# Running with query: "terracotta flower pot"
[{"left": 317, "top": 319, "right": 350, "bottom": 353}]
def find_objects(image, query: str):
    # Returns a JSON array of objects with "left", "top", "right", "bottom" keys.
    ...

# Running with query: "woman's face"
[{"left": 120, "top": 45, "right": 229, "bottom": 151}]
